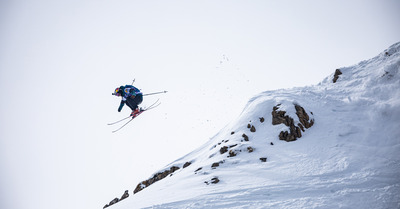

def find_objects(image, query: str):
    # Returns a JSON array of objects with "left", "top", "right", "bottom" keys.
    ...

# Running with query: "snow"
[{"left": 109, "top": 42, "right": 400, "bottom": 209}]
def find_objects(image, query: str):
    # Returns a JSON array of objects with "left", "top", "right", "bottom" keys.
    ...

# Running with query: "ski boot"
[{"left": 130, "top": 107, "right": 142, "bottom": 117}]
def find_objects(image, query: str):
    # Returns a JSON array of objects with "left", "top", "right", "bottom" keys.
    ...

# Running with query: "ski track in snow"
[{"left": 111, "top": 43, "right": 400, "bottom": 209}]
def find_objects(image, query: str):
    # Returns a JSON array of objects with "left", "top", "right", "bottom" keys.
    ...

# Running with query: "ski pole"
[{"left": 143, "top": 91, "right": 168, "bottom": 96}]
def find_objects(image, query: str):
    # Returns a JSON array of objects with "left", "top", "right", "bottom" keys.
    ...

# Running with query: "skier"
[{"left": 113, "top": 85, "right": 143, "bottom": 116}]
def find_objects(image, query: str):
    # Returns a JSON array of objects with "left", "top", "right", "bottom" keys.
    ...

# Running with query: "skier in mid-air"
[
  {"left": 109, "top": 83, "right": 165, "bottom": 132},
  {"left": 113, "top": 85, "right": 143, "bottom": 117}
]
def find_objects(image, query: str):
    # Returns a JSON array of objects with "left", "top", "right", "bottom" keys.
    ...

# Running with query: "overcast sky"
[{"left": 1, "top": 1, "right": 399, "bottom": 209}]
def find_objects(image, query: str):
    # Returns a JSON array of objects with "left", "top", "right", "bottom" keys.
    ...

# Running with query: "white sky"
[{"left": 0, "top": 1, "right": 399, "bottom": 209}]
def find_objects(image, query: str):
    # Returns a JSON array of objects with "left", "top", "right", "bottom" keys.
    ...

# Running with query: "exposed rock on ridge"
[
  {"left": 133, "top": 166, "right": 181, "bottom": 194},
  {"left": 333, "top": 69, "right": 342, "bottom": 83},
  {"left": 272, "top": 104, "right": 314, "bottom": 142},
  {"left": 103, "top": 190, "right": 129, "bottom": 209}
]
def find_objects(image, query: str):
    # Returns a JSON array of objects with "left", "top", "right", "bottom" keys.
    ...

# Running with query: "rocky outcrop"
[
  {"left": 104, "top": 162, "right": 194, "bottom": 207},
  {"left": 183, "top": 162, "right": 192, "bottom": 168},
  {"left": 295, "top": 105, "right": 314, "bottom": 129},
  {"left": 103, "top": 190, "right": 129, "bottom": 209},
  {"left": 333, "top": 69, "right": 342, "bottom": 83},
  {"left": 205, "top": 177, "right": 220, "bottom": 185},
  {"left": 133, "top": 166, "right": 180, "bottom": 194},
  {"left": 120, "top": 190, "right": 129, "bottom": 201},
  {"left": 272, "top": 104, "right": 314, "bottom": 142},
  {"left": 272, "top": 105, "right": 291, "bottom": 126},
  {"left": 272, "top": 105, "right": 301, "bottom": 142}
]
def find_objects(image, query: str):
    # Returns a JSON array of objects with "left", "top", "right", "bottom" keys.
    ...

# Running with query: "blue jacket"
[{"left": 118, "top": 85, "right": 142, "bottom": 112}]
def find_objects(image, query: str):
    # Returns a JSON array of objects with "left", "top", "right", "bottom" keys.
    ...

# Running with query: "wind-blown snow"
[{"left": 111, "top": 43, "right": 400, "bottom": 209}]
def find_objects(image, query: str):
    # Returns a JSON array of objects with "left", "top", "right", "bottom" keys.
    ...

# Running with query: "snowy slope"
[{"left": 109, "top": 43, "right": 400, "bottom": 209}]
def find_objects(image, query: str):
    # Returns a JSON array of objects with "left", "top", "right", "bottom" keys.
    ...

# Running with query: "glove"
[{"left": 118, "top": 101, "right": 125, "bottom": 112}]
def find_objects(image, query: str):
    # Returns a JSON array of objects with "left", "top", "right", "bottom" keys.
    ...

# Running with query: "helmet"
[{"left": 114, "top": 87, "right": 122, "bottom": 96}]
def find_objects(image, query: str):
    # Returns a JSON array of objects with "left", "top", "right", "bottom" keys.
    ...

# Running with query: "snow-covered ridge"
[{"left": 106, "top": 42, "right": 400, "bottom": 209}]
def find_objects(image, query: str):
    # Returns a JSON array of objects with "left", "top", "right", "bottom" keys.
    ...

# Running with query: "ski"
[
  {"left": 111, "top": 114, "right": 139, "bottom": 133},
  {"left": 107, "top": 116, "right": 131, "bottom": 126},
  {"left": 109, "top": 99, "right": 161, "bottom": 133}
]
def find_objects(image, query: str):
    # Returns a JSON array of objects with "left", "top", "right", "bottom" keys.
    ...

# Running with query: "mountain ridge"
[{"left": 106, "top": 42, "right": 400, "bottom": 209}]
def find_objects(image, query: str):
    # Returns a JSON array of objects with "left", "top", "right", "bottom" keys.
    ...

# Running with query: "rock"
[
  {"left": 195, "top": 167, "right": 202, "bottom": 172},
  {"left": 220, "top": 146, "right": 228, "bottom": 154},
  {"left": 247, "top": 124, "right": 256, "bottom": 132},
  {"left": 272, "top": 104, "right": 314, "bottom": 142},
  {"left": 272, "top": 105, "right": 298, "bottom": 141},
  {"left": 120, "top": 190, "right": 129, "bottom": 201},
  {"left": 298, "top": 123, "right": 305, "bottom": 132},
  {"left": 242, "top": 133, "right": 249, "bottom": 141},
  {"left": 104, "top": 195, "right": 120, "bottom": 208},
  {"left": 229, "top": 144, "right": 238, "bottom": 148},
  {"left": 183, "top": 162, "right": 192, "bottom": 168},
  {"left": 333, "top": 69, "right": 342, "bottom": 83},
  {"left": 211, "top": 162, "right": 220, "bottom": 168},
  {"left": 134, "top": 166, "right": 181, "bottom": 194},
  {"left": 260, "top": 157, "right": 267, "bottom": 162},
  {"left": 205, "top": 177, "right": 220, "bottom": 185},
  {"left": 279, "top": 131, "right": 295, "bottom": 142},
  {"left": 211, "top": 177, "right": 220, "bottom": 184},
  {"left": 272, "top": 105, "right": 290, "bottom": 126},
  {"left": 295, "top": 104, "right": 314, "bottom": 129},
  {"left": 228, "top": 150, "right": 237, "bottom": 157},
  {"left": 247, "top": 146, "right": 254, "bottom": 153},
  {"left": 260, "top": 117, "right": 265, "bottom": 123},
  {"left": 108, "top": 198, "right": 119, "bottom": 206},
  {"left": 170, "top": 166, "right": 180, "bottom": 173}
]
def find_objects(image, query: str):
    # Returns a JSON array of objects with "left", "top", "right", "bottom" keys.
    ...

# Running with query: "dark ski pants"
[{"left": 126, "top": 94, "right": 143, "bottom": 111}]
